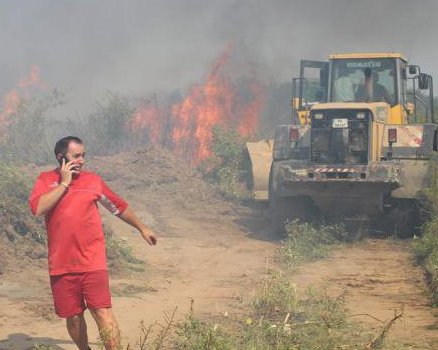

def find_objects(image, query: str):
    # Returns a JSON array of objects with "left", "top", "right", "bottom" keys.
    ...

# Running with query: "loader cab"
[
  {"left": 293, "top": 53, "right": 434, "bottom": 125},
  {"left": 330, "top": 56, "right": 397, "bottom": 106}
]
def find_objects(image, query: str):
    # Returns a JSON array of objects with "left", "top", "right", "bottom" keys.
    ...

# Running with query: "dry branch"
[{"left": 366, "top": 311, "right": 403, "bottom": 349}]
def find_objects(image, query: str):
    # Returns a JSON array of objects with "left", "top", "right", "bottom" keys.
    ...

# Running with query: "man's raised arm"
[{"left": 31, "top": 160, "right": 78, "bottom": 217}]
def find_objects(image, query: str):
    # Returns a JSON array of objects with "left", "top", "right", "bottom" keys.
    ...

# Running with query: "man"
[
  {"left": 355, "top": 68, "right": 393, "bottom": 105},
  {"left": 29, "top": 136, "right": 157, "bottom": 350}
]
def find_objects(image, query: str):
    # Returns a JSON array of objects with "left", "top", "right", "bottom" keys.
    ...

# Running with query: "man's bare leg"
[
  {"left": 66, "top": 312, "right": 89, "bottom": 350},
  {"left": 90, "top": 308, "right": 121, "bottom": 350}
]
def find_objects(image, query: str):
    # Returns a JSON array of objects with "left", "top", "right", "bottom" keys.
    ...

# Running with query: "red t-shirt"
[{"left": 29, "top": 169, "right": 128, "bottom": 275}]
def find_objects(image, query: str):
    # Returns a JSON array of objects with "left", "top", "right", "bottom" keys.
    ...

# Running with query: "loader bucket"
[{"left": 246, "top": 139, "right": 274, "bottom": 201}]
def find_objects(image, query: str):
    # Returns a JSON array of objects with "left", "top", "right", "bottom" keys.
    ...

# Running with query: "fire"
[
  {"left": 130, "top": 44, "right": 266, "bottom": 165},
  {"left": 128, "top": 98, "right": 163, "bottom": 145},
  {"left": 18, "top": 65, "right": 47, "bottom": 91},
  {"left": 0, "top": 90, "right": 20, "bottom": 139},
  {"left": 237, "top": 80, "right": 265, "bottom": 137},
  {"left": 171, "top": 45, "right": 235, "bottom": 162},
  {"left": 171, "top": 44, "right": 265, "bottom": 164},
  {"left": 0, "top": 65, "right": 48, "bottom": 141}
]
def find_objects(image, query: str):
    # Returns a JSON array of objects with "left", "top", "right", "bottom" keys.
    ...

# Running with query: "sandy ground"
[
  {"left": 0, "top": 196, "right": 278, "bottom": 349},
  {"left": 1, "top": 150, "right": 437, "bottom": 349},
  {"left": 295, "top": 239, "right": 438, "bottom": 346}
]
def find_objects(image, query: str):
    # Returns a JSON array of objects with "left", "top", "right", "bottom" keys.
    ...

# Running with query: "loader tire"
[
  {"left": 270, "top": 196, "right": 292, "bottom": 237},
  {"left": 373, "top": 199, "right": 420, "bottom": 238},
  {"left": 392, "top": 199, "right": 420, "bottom": 239}
]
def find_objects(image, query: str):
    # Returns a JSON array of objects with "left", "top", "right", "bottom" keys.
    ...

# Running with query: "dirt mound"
[
  {"left": 88, "top": 147, "right": 218, "bottom": 199},
  {"left": 86, "top": 146, "right": 233, "bottom": 231}
]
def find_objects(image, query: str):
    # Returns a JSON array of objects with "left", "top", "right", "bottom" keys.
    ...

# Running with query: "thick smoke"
[{"left": 0, "top": 0, "right": 437, "bottom": 115}]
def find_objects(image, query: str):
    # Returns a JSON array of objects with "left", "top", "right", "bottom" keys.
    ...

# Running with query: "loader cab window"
[
  {"left": 292, "top": 60, "right": 329, "bottom": 123},
  {"left": 331, "top": 58, "right": 397, "bottom": 106}
]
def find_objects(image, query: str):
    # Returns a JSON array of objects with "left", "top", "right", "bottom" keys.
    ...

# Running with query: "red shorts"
[{"left": 50, "top": 270, "right": 112, "bottom": 318}]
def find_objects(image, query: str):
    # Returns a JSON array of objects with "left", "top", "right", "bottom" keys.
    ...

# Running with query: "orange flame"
[
  {"left": 171, "top": 44, "right": 265, "bottom": 164},
  {"left": 18, "top": 65, "right": 47, "bottom": 91},
  {"left": 0, "top": 65, "right": 48, "bottom": 141},
  {"left": 128, "top": 99, "right": 162, "bottom": 145},
  {"left": 127, "top": 44, "right": 265, "bottom": 165}
]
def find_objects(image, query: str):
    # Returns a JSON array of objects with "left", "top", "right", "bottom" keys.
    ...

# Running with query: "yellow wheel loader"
[{"left": 246, "top": 53, "right": 436, "bottom": 236}]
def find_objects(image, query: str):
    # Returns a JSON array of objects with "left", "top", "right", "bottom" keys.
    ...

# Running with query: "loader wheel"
[
  {"left": 384, "top": 199, "right": 421, "bottom": 238},
  {"left": 391, "top": 200, "right": 420, "bottom": 238},
  {"left": 270, "top": 196, "right": 292, "bottom": 237}
]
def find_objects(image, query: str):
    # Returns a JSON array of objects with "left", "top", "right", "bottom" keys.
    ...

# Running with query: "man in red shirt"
[{"left": 29, "top": 136, "right": 157, "bottom": 350}]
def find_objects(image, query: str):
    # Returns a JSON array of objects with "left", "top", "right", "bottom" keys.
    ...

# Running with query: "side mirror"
[
  {"left": 418, "top": 73, "right": 429, "bottom": 90},
  {"left": 409, "top": 65, "right": 419, "bottom": 75}
]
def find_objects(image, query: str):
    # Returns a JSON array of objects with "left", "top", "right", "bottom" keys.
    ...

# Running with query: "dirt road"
[
  {"left": 0, "top": 196, "right": 278, "bottom": 349},
  {"left": 0, "top": 150, "right": 437, "bottom": 349},
  {"left": 295, "top": 239, "right": 438, "bottom": 346}
]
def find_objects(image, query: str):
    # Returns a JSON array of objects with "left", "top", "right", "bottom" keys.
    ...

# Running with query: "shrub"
[
  {"left": 0, "top": 162, "right": 45, "bottom": 243},
  {"left": 201, "top": 126, "right": 250, "bottom": 198},
  {"left": 279, "top": 220, "right": 348, "bottom": 268},
  {"left": 240, "top": 287, "right": 354, "bottom": 350},
  {"left": 252, "top": 272, "right": 298, "bottom": 319},
  {"left": 413, "top": 157, "right": 438, "bottom": 305},
  {"left": 84, "top": 92, "right": 136, "bottom": 156},
  {"left": 412, "top": 217, "right": 438, "bottom": 305},
  {"left": 173, "top": 316, "right": 233, "bottom": 350}
]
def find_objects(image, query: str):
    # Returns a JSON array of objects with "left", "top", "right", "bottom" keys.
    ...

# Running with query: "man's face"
[{"left": 64, "top": 142, "right": 85, "bottom": 172}]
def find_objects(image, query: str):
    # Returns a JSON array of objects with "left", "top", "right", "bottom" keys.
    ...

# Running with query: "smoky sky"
[{"left": 1, "top": 0, "right": 437, "bottom": 114}]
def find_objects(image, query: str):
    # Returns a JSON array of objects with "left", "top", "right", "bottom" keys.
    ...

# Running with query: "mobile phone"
[
  {"left": 58, "top": 155, "right": 79, "bottom": 170},
  {"left": 58, "top": 155, "right": 68, "bottom": 166}
]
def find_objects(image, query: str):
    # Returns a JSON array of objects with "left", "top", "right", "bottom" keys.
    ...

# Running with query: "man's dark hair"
[{"left": 54, "top": 136, "right": 84, "bottom": 157}]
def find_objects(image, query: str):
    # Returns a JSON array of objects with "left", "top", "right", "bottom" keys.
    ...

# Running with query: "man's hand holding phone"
[{"left": 59, "top": 157, "right": 79, "bottom": 186}]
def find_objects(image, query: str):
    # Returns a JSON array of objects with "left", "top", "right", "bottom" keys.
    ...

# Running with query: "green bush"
[
  {"left": 240, "top": 290, "right": 354, "bottom": 350},
  {"left": 252, "top": 272, "right": 298, "bottom": 319},
  {"left": 412, "top": 217, "right": 438, "bottom": 305},
  {"left": 0, "top": 162, "right": 45, "bottom": 243},
  {"left": 201, "top": 126, "right": 250, "bottom": 198},
  {"left": 174, "top": 316, "right": 233, "bottom": 350},
  {"left": 413, "top": 157, "right": 438, "bottom": 305},
  {"left": 84, "top": 92, "right": 136, "bottom": 156},
  {"left": 279, "top": 220, "right": 348, "bottom": 268}
]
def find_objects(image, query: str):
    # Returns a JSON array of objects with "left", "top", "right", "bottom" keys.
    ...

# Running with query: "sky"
[{"left": 1, "top": 0, "right": 437, "bottom": 114}]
